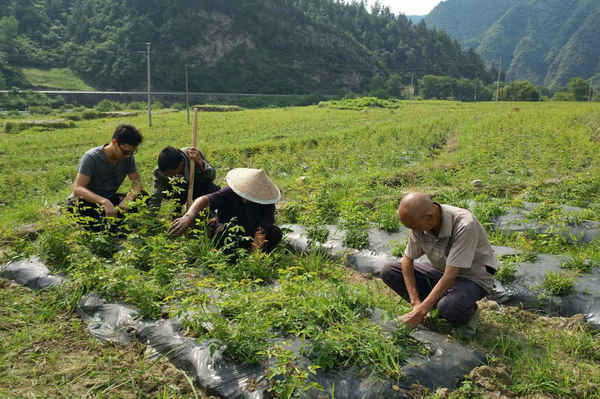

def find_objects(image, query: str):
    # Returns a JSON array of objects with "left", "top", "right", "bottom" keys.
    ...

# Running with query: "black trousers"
[
  {"left": 167, "top": 181, "right": 221, "bottom": 215},
  {"left": 67, "top": 191, "right": 149, "bottom": 232},
  {"left": 381, "top": 261, "right": 486, "bottom": 325},
  {"left": 208, "top": 220, "right": 282, "bottom": 253}
]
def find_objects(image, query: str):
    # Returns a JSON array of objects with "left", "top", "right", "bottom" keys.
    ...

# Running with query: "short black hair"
[
  {"left": 113, "top": 124, "right": 143, "bottom": 146},
  {"left": 158, "top": 146, "right": 184, "bottom": 172}
]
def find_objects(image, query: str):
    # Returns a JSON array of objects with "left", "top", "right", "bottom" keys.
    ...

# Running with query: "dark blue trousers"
[{"left": 381, "top": 261, "right": 486, "bottom": 325}]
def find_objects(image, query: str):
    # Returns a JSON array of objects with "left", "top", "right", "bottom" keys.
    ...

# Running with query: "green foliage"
[
  {"left": 262, "top": 345, "right": 323, "bottom": 398},
  {"left": 542, "top": 271, "right": 576, "bottom": 296},
  {"left": 21, "top": 68, "right": 94, "bottom": 90},
  {"left": 496, "top": 256, "right": 519, "bottom": 284},
  {"left": 128, "top": 101, "right": 146, "bottom": 110},
  {"left": 419, "top": 75, "right": 493, "bottom": 101},
  {"left": 426, "top": 0, "right": 600, "bottom": 89},
  {"left": 320, "top": 97, "right": 401, "bottom": 110},
  {"left": 376, "top": 202, "right": 400, "bottom": 233},
  {"left": 499, "top": 80, "right": 540, "bottom": 101},
  {"left": 390, "top": 239, "right": 407, "bottom": 258},
  {"left": 95, "top": 99, "right": 124, "bottom": 112},
  {"left": 340, "top": 201, "right": 370, "bottom": 249},
  {"left": 80, "top": 109, "right": 101, "bottom": 120},
  {"left": 1, "top": 0, "right": 493, "bottom": 94},
  {"left": 567, "top": 78, "right": 591, "bottom": 101},
  {"left": 3, "top": 119, "right": 75, "bottom": 133}
]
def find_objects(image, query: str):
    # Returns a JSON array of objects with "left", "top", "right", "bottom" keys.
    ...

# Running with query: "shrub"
[
  {"left": 128, "top": 101, "right": 146, "bottom": 110},
  {"left": 341, "top": 201, "right": 370, "bottom": 249},
  {"left": 28, "top": 105, "right": 53, "bottom": 115},
  {"left": 81, "top": 109, "right": 101, "bottom": 120},
  {"left": 4, "top": 119, "right": 75, "bottom": 133},
  {"left": 171, "top": 102, "right": 185, "bottom": 110},
  {"left": 542, "top": 271, "right": 576, "bottom": 296},
  {"left": 95, "top": 99, "right": 123, "bottom": 112},
  {"left": 64, "top": 112, "right": 82, "bottom": 121}
]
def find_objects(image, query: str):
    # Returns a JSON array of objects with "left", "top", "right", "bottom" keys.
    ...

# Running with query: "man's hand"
[
  {"left": 187, "top": 147, "right": 205, "bottom": 170},
  {"left": 399, "top": 306, "right": 428, "bottom": 329},
  {"left": 102, "top": 199, "right": 119, "bottom": 218},
  {"left": 169, "top": 214, "right": 194, "bottom": 235}
]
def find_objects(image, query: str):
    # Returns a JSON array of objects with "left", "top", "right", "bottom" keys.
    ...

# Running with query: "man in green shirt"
[{"left": 149, "top": 146, "right": 220, "bottom": 213}]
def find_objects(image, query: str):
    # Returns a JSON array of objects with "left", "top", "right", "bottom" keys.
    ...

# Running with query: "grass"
[
  {"left": 0, "top": 280, "right": 205, "bottom": 398},
  {"left": 1, "top": 99, "right": 600, "bottom": 397},
  {"left": 21, "top": 68, "right": 95, "bottom": 91}
]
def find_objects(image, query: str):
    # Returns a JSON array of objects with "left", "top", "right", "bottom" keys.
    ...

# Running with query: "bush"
[
  {"left": 128, "top": 101, "right": 146, "bottom": 110},
  {"left": 151, "top": 100, "right": 163, "bottom": 109},
  {"left": 28, "top": 105, "right": 53, "bottom": 115},
  {"left": 4, "top": 119, "right": 75, "bottom": 133},
  {"left": 81, "top": 110, "right": 101, "bottom": 120},
  {"left": 171, "top": 102, "right": 185, "bottom": 110},
  {"left": 95, "top": 99, "right": 124, "bottom": 112},
  {"left": 64, "top": 112, "right": 82, "bottom": 121}
]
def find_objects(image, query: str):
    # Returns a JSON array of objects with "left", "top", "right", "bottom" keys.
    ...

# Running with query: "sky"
[{"left": 373, "top": 0, "right": 443, "bottom": 16}]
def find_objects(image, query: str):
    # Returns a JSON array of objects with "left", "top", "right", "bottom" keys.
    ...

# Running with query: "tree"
[
  {"left": 566, "top": 78, "right": 590, "bottom": 101},
  {"left": 0, "top": 16, "right": 18, "bottom": 62},
  {"left": 499, "top": 80, "right": 540, "bottom": 101}
]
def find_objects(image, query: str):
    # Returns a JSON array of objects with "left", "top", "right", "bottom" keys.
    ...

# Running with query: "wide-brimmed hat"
[{"left": 225, "top": 168, "right": 281, "bottom": 204}]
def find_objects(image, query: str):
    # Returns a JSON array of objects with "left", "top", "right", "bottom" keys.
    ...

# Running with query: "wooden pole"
[{"left": 186, "top": 106, "right": 198, "bottom": 210}]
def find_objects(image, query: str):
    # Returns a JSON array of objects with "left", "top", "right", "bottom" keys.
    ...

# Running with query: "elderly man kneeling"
[{"left": 382, "top": 192, "right": 499, "bottom": 336}]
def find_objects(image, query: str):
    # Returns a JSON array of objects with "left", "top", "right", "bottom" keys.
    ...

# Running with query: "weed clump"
[
  {"left": 341, "top": 200, "right": 370, "bottom": 249},
  {"left": 542, "top": 271, "right": 576, "bottom": 296}
]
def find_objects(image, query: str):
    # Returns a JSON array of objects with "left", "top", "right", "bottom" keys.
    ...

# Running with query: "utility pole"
[
  {"left": 410, "top": 72, "right": 414, "bottom": 99},
  {"left": 146, "top": 42, "right": 152, "bottom": 127},
  {"left": 185, "top": 64, "right": 190, "bottom": 125},
  {"left": 589, "top": 78, "right": 594, "bottom": 102},
  {"left": 495, "top": 57, "right": 502, "bottom": 102},
  {"left": 474, "top": 79, "right": 478, "bottom": 102}
]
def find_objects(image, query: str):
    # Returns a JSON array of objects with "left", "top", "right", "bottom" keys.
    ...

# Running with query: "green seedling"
[{"left": 542, "top": 271, "right": 577, "bottom": 296}]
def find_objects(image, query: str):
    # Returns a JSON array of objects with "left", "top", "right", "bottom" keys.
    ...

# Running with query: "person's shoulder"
[
  {"left": 81, "top": 146, "right": 104, "bottom": 162},
  {"left": 83, "top": 145, "right": 103, "bottom": 156},
  {"left": 443, "top": 204, "right": 475, "bottom": 222}
]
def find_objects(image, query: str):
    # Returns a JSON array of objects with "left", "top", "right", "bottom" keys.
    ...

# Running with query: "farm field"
[{"left": 1, "top": 99, "right": 600, "bottom": 398}]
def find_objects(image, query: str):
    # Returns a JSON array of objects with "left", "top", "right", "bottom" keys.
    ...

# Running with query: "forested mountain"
[
  {"left": 424, "top": 0, "right": 600, "bottom": 89},
  {"left": 0, "top": 0, "right": 495, "bottom": 93}
]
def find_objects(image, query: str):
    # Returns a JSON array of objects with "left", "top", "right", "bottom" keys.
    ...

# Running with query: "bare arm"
[
  {"left": 400, "top": 256, "right": 422, "bottom": 307},
  {"left": 73, "top": 173, "right": 117, "bottom": 217},
  {"left": 118, "top": 171, "right": 143, "bottom": 209},
  {"left": 168, "top": 195, "right": 210, "bottom": 235}
]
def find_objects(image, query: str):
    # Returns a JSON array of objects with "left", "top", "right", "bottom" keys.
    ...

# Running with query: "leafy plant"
[
  {"left": 542, "top": 271, "right": 576, "bottom": 296},
  {"left": 340, "top": 200, "right": 369, "bottom": 249}
]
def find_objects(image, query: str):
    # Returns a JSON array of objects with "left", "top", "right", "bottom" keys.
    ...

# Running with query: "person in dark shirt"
[
  {"left": 149, "top": 146, "right": 220, "bottom": 213},
  {"left": 169, "top": 168, "right": 282, "bottom": 253},
  {"left": 68, "top": 124, "right": 145, "bottom": 231}
]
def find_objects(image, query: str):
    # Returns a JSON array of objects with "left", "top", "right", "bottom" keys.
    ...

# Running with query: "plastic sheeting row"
[
  {"left": 2, "top": 257, "right": 485, "bottom": 398},
  {"left": 282, "top": 224, "right": 600, "bottom": 330}
]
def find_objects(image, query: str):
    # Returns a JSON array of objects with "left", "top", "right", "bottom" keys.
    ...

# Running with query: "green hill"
[
  {"left": 425, "top": 0, "right": 600, "bottom": 89},
  {"left": 0, "top": 0, "right": 494, "bottom": 93},
  {"left": 22, "top": 68, "right": 94, "bottom": 91}
]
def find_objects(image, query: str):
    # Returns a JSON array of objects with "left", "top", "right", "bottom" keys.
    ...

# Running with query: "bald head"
[{"left": 397, "top": 192, "right": 439, "bottom": 231}]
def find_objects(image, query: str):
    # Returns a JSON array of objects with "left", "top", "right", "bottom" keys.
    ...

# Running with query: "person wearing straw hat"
[{"left": 169, "top": 168, "right": 282, "bottom": 252}]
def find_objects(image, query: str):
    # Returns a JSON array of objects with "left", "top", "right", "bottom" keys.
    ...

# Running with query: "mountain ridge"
[{"left": 424, "top": 0, "right": 600, "bottom": 88}]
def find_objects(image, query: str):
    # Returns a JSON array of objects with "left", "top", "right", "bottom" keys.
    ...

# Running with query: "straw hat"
[{"left": 225, "top": 168, "right": 281, "bottom": 204}]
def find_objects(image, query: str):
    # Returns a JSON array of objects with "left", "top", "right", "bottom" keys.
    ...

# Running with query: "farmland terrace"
[{"left": 1, "top": 99, "right": 599, "bottom": 398}]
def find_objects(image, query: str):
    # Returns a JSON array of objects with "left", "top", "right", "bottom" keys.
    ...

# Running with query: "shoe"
[
  {"left": 452, "top": 309, "right": 480, "bottom": 339},
  {"left": 487, "top": 280, "right": 511, "bottom": 304}
]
